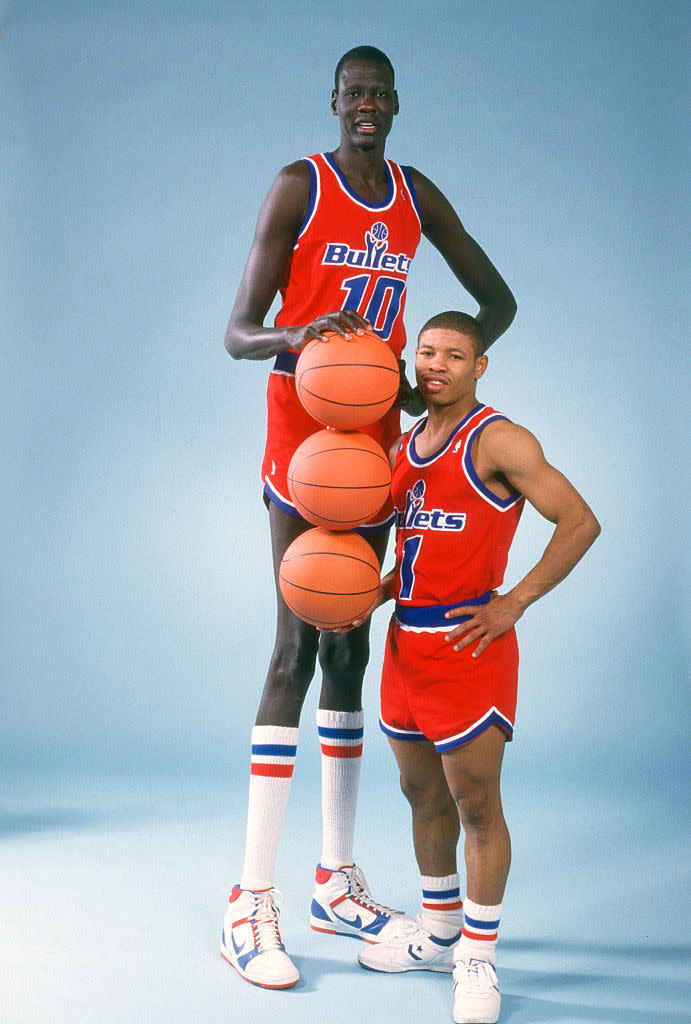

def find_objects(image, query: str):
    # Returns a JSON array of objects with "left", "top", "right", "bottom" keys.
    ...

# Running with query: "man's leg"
[
  {"left": 310, "top": 529, "right": 410, "bottom": 941},
  {"left": 358, "top": 738, "right": 464, "bottom": 973},
  {"left": 222, "top": 504, "right": 320, "bottom": 989},
  {"left": 442, "top": 725, "right": 508, "bottom": 1024},
  {"left": 315, "top": 580, "right": 381, "bottom": 872},
  {"left": 314, "top": 527, "right": 388, "bottom": 872},
  {"left": 441, "top": 725, "right": 509, "bottom": 910}
]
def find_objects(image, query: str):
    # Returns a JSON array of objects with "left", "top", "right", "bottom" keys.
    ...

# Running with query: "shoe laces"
[
  {"left": 344, "top": 865, "right": 398, "bottom": 917},
  {"left": 247, "top": 888, "right": 285, "bottom": 952},
  {"left": 378, "top": 913, "right": 425, "bottom": 943},
  {"left": 454, "top": 957, "right": 496, "bottom": 993}
]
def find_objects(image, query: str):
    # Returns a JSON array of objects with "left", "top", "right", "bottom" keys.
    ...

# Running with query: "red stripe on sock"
[
  {"left": 462, "top": 928, "right": 498, "bottom": 942},
  {"left": 250, "top": 762, "right": 295, "bottom": 777},
  {"left": 423, "top": 899, "right": 464, "bottom": 911},
  {"left": 320, "top": 743, "right": 363, "bottom": 758}
]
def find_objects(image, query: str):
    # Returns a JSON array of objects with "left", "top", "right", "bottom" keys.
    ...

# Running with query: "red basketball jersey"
[
  {"left": 391, "top": 404, "right": 525, "bottom": 611},
  {"left": 275, "top": 152, "right": 422, "bottom": 356},
  {"left": 262, "top": 152, "right": 422, "bottom": 524}
]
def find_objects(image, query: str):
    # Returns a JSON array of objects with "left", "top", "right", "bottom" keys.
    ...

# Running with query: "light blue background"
[{"left": 1, "top": 3, "right": 689, "bottom": 1022}]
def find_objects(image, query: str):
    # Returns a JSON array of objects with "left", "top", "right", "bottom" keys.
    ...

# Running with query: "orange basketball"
[
  {"left": 287, "top": 429, "right": 391, "bottom": 530},
  {"left": 295, "top": 329, "right": 400, "bottom": 429},
  {"left": 279, "top": 528, "right": 380, "bottom": 629}
]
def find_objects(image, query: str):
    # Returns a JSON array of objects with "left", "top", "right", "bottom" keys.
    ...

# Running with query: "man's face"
[
  {"left": 415, "top": 329, "right": 487, "bottom": 407},
  {"left": 331, "top": 60, "right": 398, "bottom": 148}
]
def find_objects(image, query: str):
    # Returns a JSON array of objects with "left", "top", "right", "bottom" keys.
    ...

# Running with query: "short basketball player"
[
  {"left": 355, "top": 312, "right": 599, "bottom": 1023},
  {"left": 220, "top": 47, "right": 517, "bottom": 989}
]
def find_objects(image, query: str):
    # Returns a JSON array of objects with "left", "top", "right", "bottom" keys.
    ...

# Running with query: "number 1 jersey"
[{"left": 392, "top": 404, "right": 525, "bottom": 611}]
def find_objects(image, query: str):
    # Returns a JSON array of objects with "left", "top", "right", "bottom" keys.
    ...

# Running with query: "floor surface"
[{"left": 2, "top": 772, "right": 688, "bottom": 1024}]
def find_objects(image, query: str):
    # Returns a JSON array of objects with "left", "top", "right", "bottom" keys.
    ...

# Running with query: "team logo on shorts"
[{"left": 395, "top": 479, "right": 466, "bottom": 531}]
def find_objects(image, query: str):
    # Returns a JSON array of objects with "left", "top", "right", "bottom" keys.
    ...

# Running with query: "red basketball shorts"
[
  {"left": 380, "top": 613, "right": 519, "bottom": 752},
  {"left": 261, "top": 361, "right": 399, "bottom": 534}
]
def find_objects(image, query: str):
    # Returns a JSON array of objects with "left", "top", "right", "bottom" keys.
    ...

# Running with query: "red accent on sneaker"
[
  {"left": 315, "top": 865, "right": 334, "bottom": 885},
  {"left": 229, "top": 885, "right": 271, "bottom": 904}
]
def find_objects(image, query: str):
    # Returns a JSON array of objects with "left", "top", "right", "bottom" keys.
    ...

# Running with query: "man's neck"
[
  {"left": 422, "top": 396, "right": 480, "bottom": 443},
  {"left": 329, "top": 143, "right": 388, "bottom": 198}
]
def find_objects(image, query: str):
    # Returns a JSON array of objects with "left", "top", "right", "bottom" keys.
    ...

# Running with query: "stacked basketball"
[{"left": 279, "top": 330, "right": 399, "bottom": 630}]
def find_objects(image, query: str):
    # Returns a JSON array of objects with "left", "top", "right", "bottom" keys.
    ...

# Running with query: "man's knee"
[
  {"left": 452, "top": 772, "right": 497, "bottom": 831},
  {"left": 266, "top": 633, "right": 319, "bottom": 696},
  {"left": 399, "top": 770, "right": 455, "bottom": 819},
  {"left": 318, "top": 630, "right": 370, "bottom": 685}
]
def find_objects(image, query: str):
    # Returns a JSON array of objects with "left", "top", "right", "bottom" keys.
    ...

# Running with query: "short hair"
[
  {"left": 334, "top": 46, "right": 395, "bottom": 91},
  {"left": 418, "top": 311, "right": 486, "bottom": 356}
]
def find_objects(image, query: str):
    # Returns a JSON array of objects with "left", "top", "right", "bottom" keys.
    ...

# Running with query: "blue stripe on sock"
[
  {"left": 422, "top": 887, "right": 461, "bottom": 900},
  {"left": 317, "top": 726, "right": 364, "bottom": 740},
  {"left": 464, "top": 914, "right": 501, "bottom": 930},
  {"left": 251, "top": 743, "right": 298, "bottom": 757}
]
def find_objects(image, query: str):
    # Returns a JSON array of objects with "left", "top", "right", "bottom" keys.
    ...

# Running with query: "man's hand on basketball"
[
  {"left": 292, "top": 311, "right": 371, "bottom": 349},
  {"left": 444, "top": 592, "right": 523, "bottom": 658},
  {"left": 395, "top": 358, "right": 426, "bottom": 415},
  {"left": 323, "top": 572, "right": 395, "bottom": 633}
]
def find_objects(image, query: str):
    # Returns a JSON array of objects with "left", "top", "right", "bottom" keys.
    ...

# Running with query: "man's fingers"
[
  {"left": 445, "top": 604, "right": 484, "bottom": 619},
  {"left": 471, "top": 635, "right": 492, "bottom": 658}
]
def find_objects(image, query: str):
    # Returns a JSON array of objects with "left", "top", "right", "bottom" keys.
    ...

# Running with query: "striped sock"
[
  {"left": 317, "top": 709, "right": 364, "bottom": 870},
  {"left": 240, "top": 725, "right": 299, "bottom": 891},
  {"left": 419, "top": 873, "right": 464, "bottom": 939},
  {"left": 456, "top": 898, "right": 502, "bottom": 965}
]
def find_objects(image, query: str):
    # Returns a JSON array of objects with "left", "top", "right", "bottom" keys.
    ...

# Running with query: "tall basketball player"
[{"left": 220, "top": 46, "right": 517, "bottom": 989}]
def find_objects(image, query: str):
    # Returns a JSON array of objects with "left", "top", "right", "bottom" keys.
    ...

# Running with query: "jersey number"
[
  {"left": 399, "top": 535, "right": 423, "bottom": 601},
  {"left": 341, "top": 275, "right": 406, "bottom": 342}
]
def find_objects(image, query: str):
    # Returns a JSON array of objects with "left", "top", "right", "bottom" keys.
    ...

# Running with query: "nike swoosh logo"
[
  {"left": 334, "top": 911, "right": 363, "bottom": 929},
  {"left": 231, "top": 932, "right": 247, "bottom": 955}
]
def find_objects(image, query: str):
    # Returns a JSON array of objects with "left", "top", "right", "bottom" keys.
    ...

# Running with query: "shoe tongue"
[{"left": 254, "top": 892, "right": 277, "bottom": 918}]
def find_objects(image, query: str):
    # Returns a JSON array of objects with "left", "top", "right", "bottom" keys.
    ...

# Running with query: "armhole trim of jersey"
[
  {"left": 462, "top": 414, "right": 523, "bottom": 510},
  {"left": 296, "top": 157, "right": 320, "bottom": 241},
  {"left": 400, "top": 165, "right": 423, "bottom": 228}
]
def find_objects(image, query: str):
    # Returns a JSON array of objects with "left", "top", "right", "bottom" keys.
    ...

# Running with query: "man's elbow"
[
  {"left": 503, "top": 291, "right": 518, "bottom": 331},
  {"left": 224, "top": 325, "right": 243, "bottom": 359},
  {"left": 589, "top": 512, "right": 602, "bottom": 544},
  {"left": 580, "top": 505, "right": 601, "bottom": 548}
]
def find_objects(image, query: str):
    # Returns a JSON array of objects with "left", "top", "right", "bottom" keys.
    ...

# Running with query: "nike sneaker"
[
  {"left": 310, "top": 863, "right": 410, "bottom": 943},
  {"left": 220, "top": 886, "right": 299, "bottom": 989}
]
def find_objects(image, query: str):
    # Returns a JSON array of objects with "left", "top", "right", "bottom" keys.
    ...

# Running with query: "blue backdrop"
[
  {"left": 2, "top": 5, "right": 689, "bottom": 1023},
  {"left": 2, "top": 0, "right": 687, "bottom": 792}
]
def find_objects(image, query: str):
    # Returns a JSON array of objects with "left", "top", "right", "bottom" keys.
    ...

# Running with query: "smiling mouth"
[{"left": 356, "top": 122, "right": 378, "bottom": 132}]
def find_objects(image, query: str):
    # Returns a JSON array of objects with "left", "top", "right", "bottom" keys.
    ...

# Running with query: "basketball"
[
  {"left": 295, "top": 329, "right": 400, "bottom": 429},
  {"left": 279, "top": 528, "right": 380, "bottom": 629},
  {"left": 287, "top": 429, "right": 391, "bottom": 530}
]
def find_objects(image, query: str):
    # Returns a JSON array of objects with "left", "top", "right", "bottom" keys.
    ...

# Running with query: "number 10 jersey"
[{"left": 262, "top": 152, "right": 422, "bottom": 524}]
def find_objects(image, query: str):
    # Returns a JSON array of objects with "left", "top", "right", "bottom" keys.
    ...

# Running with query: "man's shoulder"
[
  {"left": 476, "top": 415, "right": 541, "bottom": 472},
  {"left": 265, "top": 160, "right": 313, "bottom": 211},
  {"left": 275, "top": 158, "right": 313, "bottom": 183}
]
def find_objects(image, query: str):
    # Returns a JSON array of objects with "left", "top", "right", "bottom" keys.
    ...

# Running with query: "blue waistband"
[
  {"left": 273, "top": 351, "right": 299, "bottom": 375},
  {"left": 394, "top": 591, "right": 492, "bottom": 629}
]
